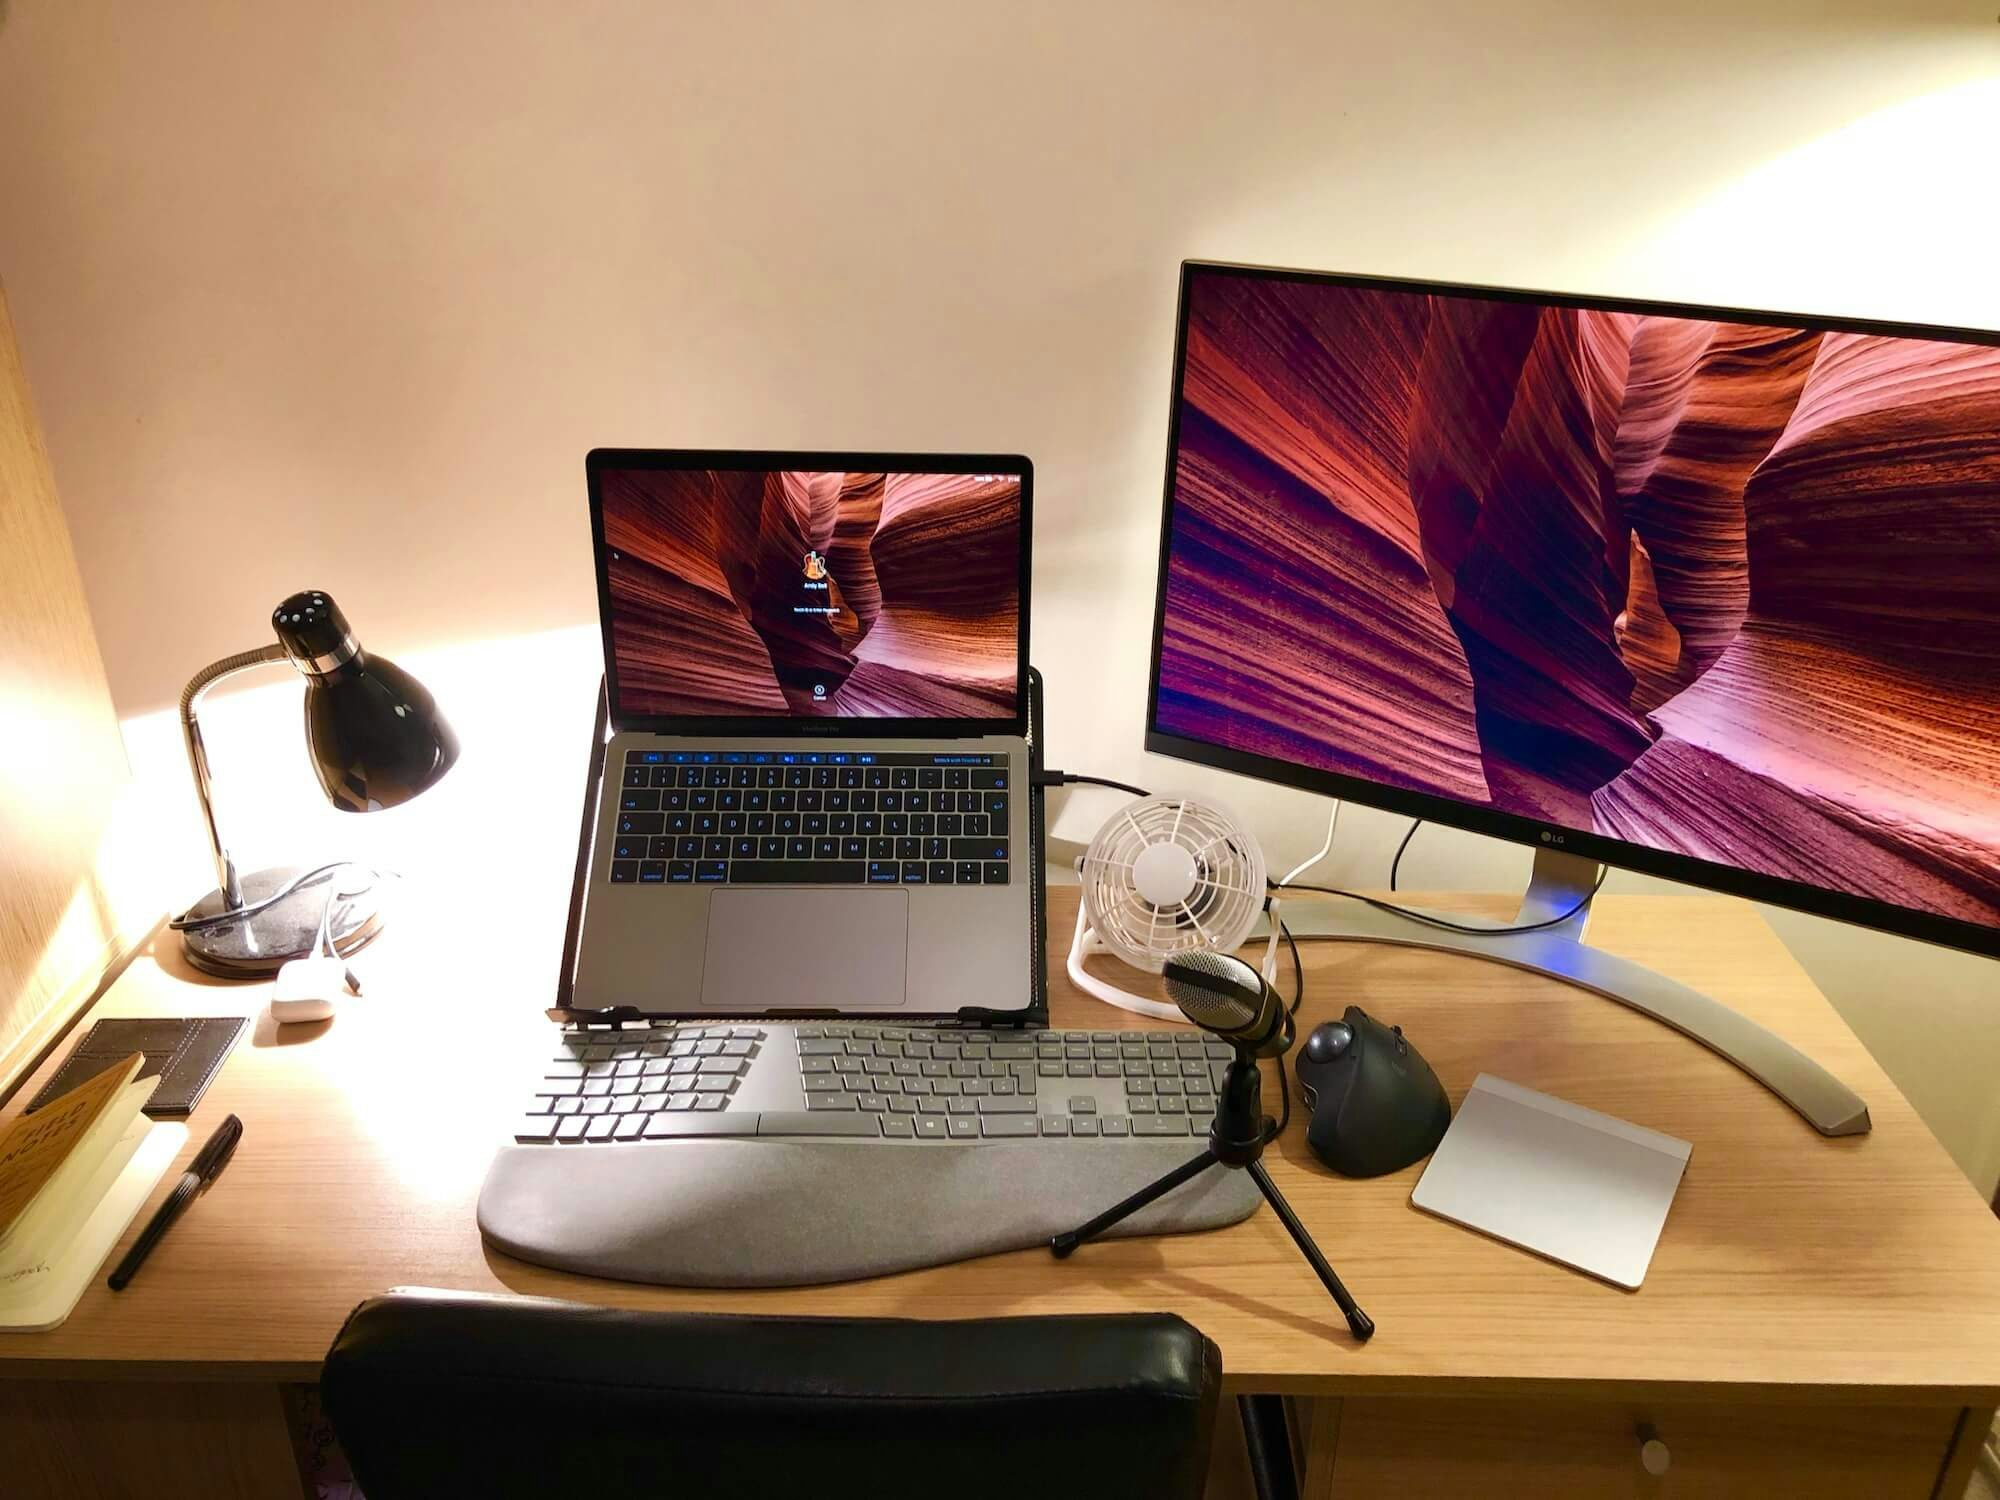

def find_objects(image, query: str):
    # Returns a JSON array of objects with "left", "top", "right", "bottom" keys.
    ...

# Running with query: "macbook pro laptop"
[{"left": 567, "top": 449, "right": 1038, "bottom": 1020}]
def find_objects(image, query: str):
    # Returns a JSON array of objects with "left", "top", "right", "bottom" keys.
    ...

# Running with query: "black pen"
[{"left": 107, "top": 1113, "right": 243, "bottom": 1292}]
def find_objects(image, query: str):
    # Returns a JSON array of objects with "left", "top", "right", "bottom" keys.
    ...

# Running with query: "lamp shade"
[{"left": 271, "top": 591, "right": 459, "bottom": 813}]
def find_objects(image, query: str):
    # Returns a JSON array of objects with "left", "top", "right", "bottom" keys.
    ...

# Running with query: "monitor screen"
[
  {"left": 1148, "top": 264, "right": 2000, "bottom": 952},
  {"left": 592, "top": 455, "right": 1028, "bottom": 730}
]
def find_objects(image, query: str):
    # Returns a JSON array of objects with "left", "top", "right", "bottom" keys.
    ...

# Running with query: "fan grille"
[{"left": 1079, "top": 796, "right": 1265, "bottom": 972}]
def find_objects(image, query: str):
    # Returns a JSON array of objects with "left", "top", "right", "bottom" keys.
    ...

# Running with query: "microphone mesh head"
[{"left": 1163, "top": 948, "right": 1263, "bottom": 1033}]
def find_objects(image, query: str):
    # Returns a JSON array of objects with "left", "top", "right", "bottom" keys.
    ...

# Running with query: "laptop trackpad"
[{"left": 699, "top": 890, "right": 910, "bottom": 1012}]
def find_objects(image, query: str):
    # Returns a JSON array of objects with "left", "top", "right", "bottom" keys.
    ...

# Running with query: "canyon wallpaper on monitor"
[
  {"left": 1156, "top": 271, "right": 2000, "bottom": 928},
  {"left": 602, "top": 468, "right": 1020, "bottom": 719}
]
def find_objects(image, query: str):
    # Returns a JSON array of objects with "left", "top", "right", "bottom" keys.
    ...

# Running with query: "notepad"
[
  {"left": 1410, "top": 1074, "right": 1692, "bottom": 1290},
  {"left": 0, "top": 1053, "right": 186, "bottom": 1331}
]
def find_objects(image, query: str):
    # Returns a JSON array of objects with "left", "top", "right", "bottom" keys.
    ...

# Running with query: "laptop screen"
[{"left": 590, "top": 453, "right": 1030, "bottom": 733}]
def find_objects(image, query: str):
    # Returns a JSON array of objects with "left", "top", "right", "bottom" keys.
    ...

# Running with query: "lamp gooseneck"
[{"left": 179, "top": 642, "right": 290, "bottom": 912}]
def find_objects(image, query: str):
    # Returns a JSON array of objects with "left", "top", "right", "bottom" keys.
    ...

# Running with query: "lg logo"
[{"left": 1540, "top": 830, "right": 1566, "bottom": 846}]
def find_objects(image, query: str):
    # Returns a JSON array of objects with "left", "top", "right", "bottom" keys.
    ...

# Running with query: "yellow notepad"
[{"left": 0, "top": 1053, "right": 184, "bottom": 1331}]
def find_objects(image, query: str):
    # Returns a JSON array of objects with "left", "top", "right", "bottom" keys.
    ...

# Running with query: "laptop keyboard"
[
  {"left": 607, "top": 751, "right": 1011, "bottom": 888},
  {"left": 512, "top": 1024, "right": 1235, "bottom": 1143}
]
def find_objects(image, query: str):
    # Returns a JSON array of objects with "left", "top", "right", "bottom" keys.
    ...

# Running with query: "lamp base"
[{"left": 180, "top": 863, "right": 384, "bottom": 979}]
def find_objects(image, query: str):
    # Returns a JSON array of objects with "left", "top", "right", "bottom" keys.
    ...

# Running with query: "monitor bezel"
[
  {"left": 589, "top": 448, "right": 1033, "bottom": 739},
  {"left": 1144, "top": 259, "right": 2000, "bottom": 960}
]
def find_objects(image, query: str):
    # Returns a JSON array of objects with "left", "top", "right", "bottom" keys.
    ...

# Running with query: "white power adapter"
[{"left": 270, "top": 956, "right": 361, "bottom": 1024}]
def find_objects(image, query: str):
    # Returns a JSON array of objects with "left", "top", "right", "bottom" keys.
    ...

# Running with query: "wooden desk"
[{"left": 5, "top": 878, "right": 2000, "bottom": 1499}]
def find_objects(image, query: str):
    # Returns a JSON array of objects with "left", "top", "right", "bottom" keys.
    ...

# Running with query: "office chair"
[{"left": 321, "top": 1287, "right": 1223, "bottom": 1500}]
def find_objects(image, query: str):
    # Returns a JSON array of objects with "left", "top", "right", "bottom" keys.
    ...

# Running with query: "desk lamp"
[{"left": 174, "top": 590, "right": 458, "bottom": 978}]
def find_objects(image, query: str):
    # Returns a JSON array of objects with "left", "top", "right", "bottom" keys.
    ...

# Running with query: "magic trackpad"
[{"left": 699, "top": 890, "right": 910, "bottom": 1011}]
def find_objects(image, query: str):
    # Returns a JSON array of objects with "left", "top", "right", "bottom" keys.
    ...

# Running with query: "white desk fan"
[{"left": 1068, "top": 794, "right": 1281, "bottom": 1021}]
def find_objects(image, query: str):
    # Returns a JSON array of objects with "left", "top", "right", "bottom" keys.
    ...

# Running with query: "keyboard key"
[
  {"left": 986, "top": 792, "right": 1009, "bottom": 822},
  {"left": 696, "top": 861, "right": 728, "bottom": 882},
  {"left": 867, "top": 861, "right": 899, "bottom": 884},
  {"left": 759, "top": 1113, "right": 881, "bottom": 1137},
  {"left": 882, "top": 1115, "right": 916, "bottom": 1137},
  {"left": 584, "top": 1115, "right": 621, "bottom": 1141},
  {"left": 900, "top": 862, "right": 927, "bottom": 884},
  {"left": 649, "top": 835, "right": 677, "bottom": 859},
  {"left": 980, "top": 1116, "right": 1038, "bottom": 1138},
  {"left": 1102, "top": 1116, "right": 1131, "bottom": 1137},
  {"left": 927, "top": 861, "right": 954, "bottom": 884},
  {"left": 972, "top": 769, "right": 1007, "bottom": 789},
  {"left": 609, "top": 861, "right": 637, "bottom": 883},
  {"left": 815, "top": 836, "right": 839, "bottom": 859},
  {"left": 639, "top": 860, "right": 667, "bottom": 883},
  {"left": 613, "top": 835, "right": 647, "bottom": 860},
  {"left": 553, "top": 1116, "right": 591, "bottom": 1142},
  {"left": 676, "top": 836, "right": 702, "bottom": 859},
  {"left": 513, "top": 1115, "right": 559, "bottom": 1142},
  {"left": 642, "top": 1113, "right": 758, "bottom": 1138},
  {"left": 1071, "top": 1116, "right": 1102, "bottom": 1137},
  {"left": 842, "top": 837, "right": 866, "bottom": 859},
  {"left": 1134, "top": 1116, "right": 1191, "bottom": 1136},
  {"left": 914, "top": 1115, "right": 948, "bottom": 1138},
  {"left": 947, "top": 1116, "right": 979, "bottom": 1138},
  {"left": 618, "top": 812, "right": 665, "bottom": 834},
  {"left": 1040, "top": 1116, "right": 1069, "bottom": 1136},
  {"left": 977, "top": 1096, "right": 1036, "bottom": 1114},
  {"left": 805, "top": 1091, "right": 856, "bottom": 1110},
  {"left": 950, "top": 838, "right": 1007, "bottom": 862},
  {"left": 728, "top": 861, "right": 866, "bottom": 884},
  {"left": 955, "top": 861, "right": 982, "bottom": 886}
]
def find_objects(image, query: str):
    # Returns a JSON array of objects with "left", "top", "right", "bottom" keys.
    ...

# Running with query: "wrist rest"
[{"left": 477, "top": 1138, "right": 1261, "bottom": 1287}]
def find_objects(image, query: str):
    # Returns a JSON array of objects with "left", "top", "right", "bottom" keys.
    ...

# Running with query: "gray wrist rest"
[{"left": 477, "top": 1140, "right": 1262, "bottom": 1287}]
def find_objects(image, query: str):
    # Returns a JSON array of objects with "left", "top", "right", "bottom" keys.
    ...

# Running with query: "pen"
[{"left": 107, "top": 1113, "right": 243, "bottom": 1292}]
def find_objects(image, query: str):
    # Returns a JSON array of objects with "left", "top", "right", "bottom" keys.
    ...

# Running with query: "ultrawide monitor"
[{"left": 1147, "top": 263, "right": 2000, "bottom": 957}]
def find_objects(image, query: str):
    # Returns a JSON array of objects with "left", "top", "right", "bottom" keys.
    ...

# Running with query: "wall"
[{"left": 2, "top": 2, "right": 1997, "bottom": 1183}]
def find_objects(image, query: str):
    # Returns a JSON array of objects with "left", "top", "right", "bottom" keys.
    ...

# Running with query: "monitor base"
[{"left": 1269, "top": 849, "right": 1871, "bottom": 1138}]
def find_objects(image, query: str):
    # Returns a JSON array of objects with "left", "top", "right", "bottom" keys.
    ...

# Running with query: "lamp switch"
[{"left": 271, "top": 956, "right": 357, "bottom": 1024}]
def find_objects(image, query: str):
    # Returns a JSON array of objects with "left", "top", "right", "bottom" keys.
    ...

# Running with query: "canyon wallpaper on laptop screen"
[
  {"left": 602, "top": 468, "right": 1021, "bottom": 720},
  {"left": 1155, "top": 270, "right": 2000, "bottom": 926}
]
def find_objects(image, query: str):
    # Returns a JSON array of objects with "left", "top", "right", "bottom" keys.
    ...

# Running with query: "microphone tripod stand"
[{"left": 1049, "top": 1048, "right": 1375, "bottom": 1341}]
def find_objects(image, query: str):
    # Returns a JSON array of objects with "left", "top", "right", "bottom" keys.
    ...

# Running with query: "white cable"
[{"left": 1276, "top": 800, "right": 1342, "bottom": 887}]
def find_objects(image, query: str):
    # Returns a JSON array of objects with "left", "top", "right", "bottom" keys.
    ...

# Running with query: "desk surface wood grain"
[{"left": 5, "top": 875, "right": 2000, "bottom": 1401}]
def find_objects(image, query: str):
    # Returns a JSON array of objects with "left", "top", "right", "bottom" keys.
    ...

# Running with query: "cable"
[
  {"left": 1389, "top": 819, "right": 1421, "bottom": 892},
  {"left": 1272, "top": 870, "right": 1608, "bottom": 937},
  {"left": 1263, "top": 916, "right": 1304, "bottom": 1143},
  {"left": 168, "top": 861, "right": 387, "bottom": 932},
  {"left": 1035, "top": 769, "right": 1151, "bottom": 798},
  {"left": 1276, "top": 799, "right": 1342, "bottom": 886}
]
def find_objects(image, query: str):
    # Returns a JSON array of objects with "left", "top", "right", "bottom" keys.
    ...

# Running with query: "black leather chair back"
[{"left": 322, "top": 1288, "right": 1222, "bottom": 1500}]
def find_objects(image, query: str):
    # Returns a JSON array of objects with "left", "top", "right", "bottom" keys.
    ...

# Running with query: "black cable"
[
  {"left": 1272, "top": 869, "right": 1608, "bottom": 937},
  {"left": 1389, "top": 819, "right": 1421, "bottom": 892},
  {"left": 167, "top": 862, "right": 381, "bottom": 932},
  {"left": 1264, "top": 916, "right": 1304, "bottom": 1143},
  {"left": 1036, "top": 769, "right": 1152, "bottom": 798}
]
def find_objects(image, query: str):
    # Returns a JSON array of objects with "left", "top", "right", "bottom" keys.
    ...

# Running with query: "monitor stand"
[{"left": 1266, "top": 848, "right": 1870, "bottom": 1137}]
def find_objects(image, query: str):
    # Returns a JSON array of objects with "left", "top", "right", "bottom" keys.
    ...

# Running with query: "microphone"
[{"left": 1163, "top": 949, "right": 1293, "bottom": 1057}]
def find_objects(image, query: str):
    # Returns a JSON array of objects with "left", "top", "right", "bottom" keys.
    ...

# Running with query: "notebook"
[
  {"left": 1410, "top": 1074, "right": 1692, "bottom": 1290},
  {"left": 1, "top": 1053, "right": 187, "bottom": 1331}
]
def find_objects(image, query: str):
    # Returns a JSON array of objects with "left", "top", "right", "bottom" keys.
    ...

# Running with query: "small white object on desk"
[
  {"left": 270, "top": 956, "right": 360, "bottom": 1025},
  {"left": 1410, "top": 1073, "right": 1692, "bottom": 1289}
]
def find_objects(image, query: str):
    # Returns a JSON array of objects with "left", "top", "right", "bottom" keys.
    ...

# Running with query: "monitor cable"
[{"left": 1273, "top": 870, "right": 1607, "bottom": 937}]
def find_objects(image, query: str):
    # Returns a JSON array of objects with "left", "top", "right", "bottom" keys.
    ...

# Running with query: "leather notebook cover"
[{"left": 25, "top": 1018, "right": 245, "bottom": 1119}]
